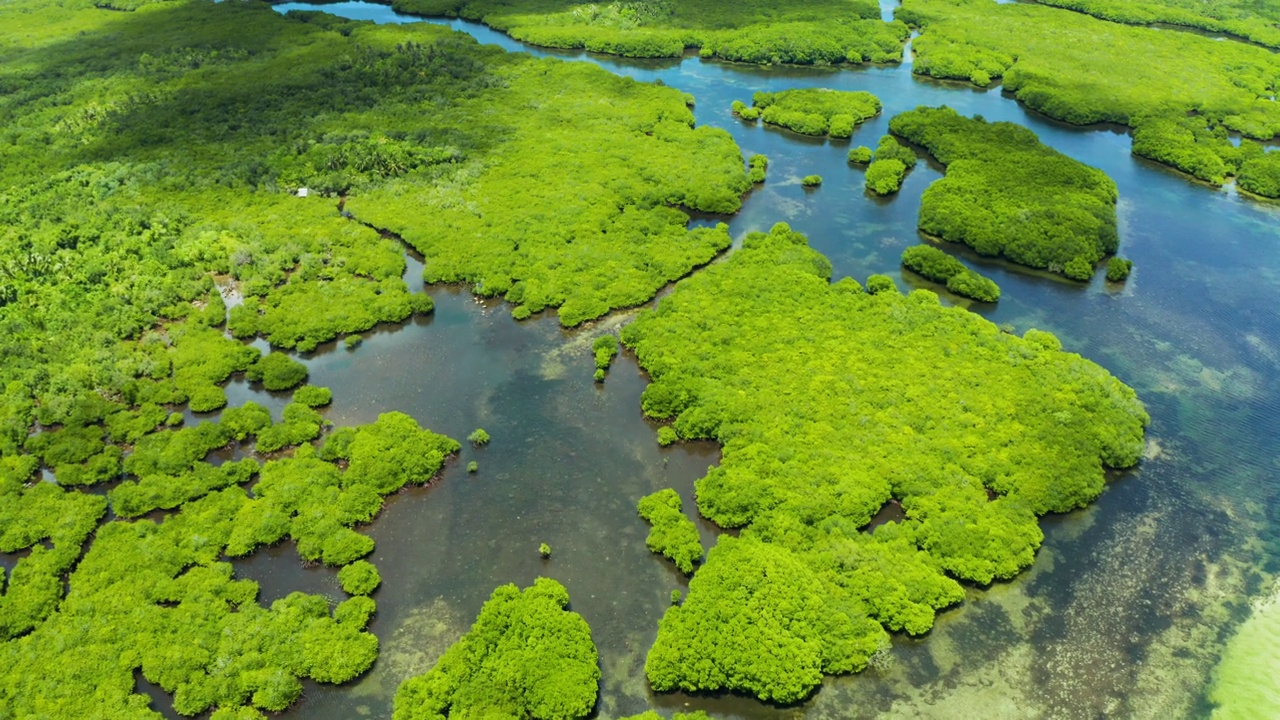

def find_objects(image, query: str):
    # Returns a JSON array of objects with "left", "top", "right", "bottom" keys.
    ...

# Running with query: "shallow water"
[{"left": 200, "top": 4, "right": 1280, "bottom": 717}]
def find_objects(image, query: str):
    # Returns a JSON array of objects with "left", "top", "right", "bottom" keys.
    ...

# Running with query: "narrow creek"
[{"left": 168, "top": 2, "right": 1280, "bottom": 717}]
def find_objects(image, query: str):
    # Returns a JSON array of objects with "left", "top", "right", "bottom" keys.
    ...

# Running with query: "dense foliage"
[
  {"left": 623, "top": 223, "right": 1148, "bottom": 700},
  {"left": 338, "top": 560, "right": 382, "bottom": 596},
  {"left": 637, "top": 489, "right": 705, "bottom": 574},
  {"left": 0, "top": 0, "right": 756, "bottom": 442},
  {"left": 890, "top": 106, "right": 1120, "bottom": 277},
  {"left": 901, "top": 244, "right": 1000, "bottom": 301},
  {"left": 900, "top": 0, "right": 1280, "bottom": 183},
  {"left": 593, "top": 334, "right": 619, "bottom": 382},
  {"left": 344, "top": 58, "right": 752, "bottom": 327},
  {"left": 393, "top": 578, "right": 599, "bottom": 720},
  {"left": 745, "top": 88, "right": 882, "bottom": 138},
  {"left": 864, "top": 135, "right": 918, "bottom": 195},
  {"left": 392, "top": 0, "right": 909, "bottom": 64},
  {"left": 246, "top": 352, "right": 309, "bottom": 392},
  {"left": 848, "top": 145, "right": 873, "bottom": 164},
  {"left": 1033, "top": 0, "right": 1280, "bottom": 50},
  {"left": 1106, "top": 257, "right": 1134, "bottom": 282},
  {"left": 1, "top": 402, "right": 456, "bottom": 717},
  {"left": 1238, "top": 150, "right": 1280, "bottom": 199}
]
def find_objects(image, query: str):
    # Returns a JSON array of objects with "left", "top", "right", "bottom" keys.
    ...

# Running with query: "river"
[{"left": 193, "top": 2, "right": 1280, "bottom": 717}]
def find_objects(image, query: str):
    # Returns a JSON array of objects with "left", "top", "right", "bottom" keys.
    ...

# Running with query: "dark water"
[{"left": 175, "top": 3, "right": 1280, "bottom": 717}]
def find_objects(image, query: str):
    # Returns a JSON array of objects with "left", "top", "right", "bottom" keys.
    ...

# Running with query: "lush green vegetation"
[
  {"left": 468, "top": 428, "right": 491, "bottom": 446},
  {"left": 1106, "top": 257, "right": 1134, "bottom": 282},
  {"left": 0, "top": 7, "right": 487, "bottom": 704},
  {"left": 1033, "top": 0, "right": 1280, "bottom": 50},
  {"left": 393, "top": 578, "right": 599, "bottom": 720},
  {"left": 246, "top": 352, "right": 309, "bottom": 392},
  {"left": 0, "top": 0, "right": 757, "bottom": 446},
  {"left": 1239, "top": 150, "right": 1280, "bottom": 198},
  {"left": 637, "top": 489, "right": 704, "bottom": 574},
  {"left": 623, "top": 223, "right": 1148, "bottom": 701},
  {"left": 1130, "top": 115, "right": 1268, "bottom": 186},
  {"left": 890, "top": 106, "right": 1119, "bottom": 278},
  {"left": 338, "top": 560, "right": 382, "bottom": 596},
  {"left": 748, "top": 153, "right": 769, "bottom": 183},
  {"left": 802, "top": 175, "right": 825, "bottom": 187},
  {"left": 901, "top": 244, "right": 1000, "bottom": 301},
  {"left": 899, "top": 0, "right": 1280, "bottom": 183},
  {"left": 593, "top": 334, "right": 619, "bottom": 382},
  {"left": 344, "top": 60, "right": 751, "bottom": 327},
  {"left": 848, "top": 145, "right": 873, "bottom": 164},
  {"left": 864, "top": 135, "right": 919, "bottom": 195},
  {"left": 293, "top": 385, "right": 334, "bottom": 408},
  {"left": 1, "top": 406, "right": 457, "bottom": 717},
  {"left": 742, "top": 88, "right": 882, "bottom": 137},
  {"left": 392, "top": 0, "right": 909, "bottom": 64}
]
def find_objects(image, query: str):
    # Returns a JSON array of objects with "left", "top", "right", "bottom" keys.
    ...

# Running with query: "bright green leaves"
[
  {"left": 625, "top": 223, "right": 1148, "bottom": 700},
  {"left": 395, "top": 0, "right": 905, "bottom": 65},
  {"left": 750, "top": 88, "right": 882, "bottom": 137},
  {"left": 1, "top": 487, "right": 380, "bottom": 719},
  {"left": 890, "top": 106, "right": 1119, "bottom": 278},
  {"left": 338, "top": 560, "right": 382, "bottom": 596},
  {"left": 0, "top": 482, "right": 107, "bottom": 638},
  {"left": 393, "top": 578, "right": 599, "bottom": 720},
  {"left": 901, "top": 244, "right": 1000, "bottom": 302},
  {"left": 1239, "top": 150, "right": 1280, "bottom": 198},
  {"left": 902, "top": 0, "right": 1280, "bottom": 180},
  {"left": 246, "top": 352, "right": 308, "bottom": 392},
  {"left": 646, "top": 535, "right": 886, "bottom": 703},
  {"left": 168, "top": 325, "right": 262, "bottom": 413},
  {"left": 637, "top": 489, "right": 704, "bottom": 574},
  {"left": 903, "top": 484, "right": 1043, "bottom": 585},
  {"left": 863, "top": 135, "right": 918, "bottom": 195},
  {"left": 346, "top": 58, "right": 748, "bottom": 327},
  {"left": 338, "top": 412, "right": 462, "bottom": 495}
]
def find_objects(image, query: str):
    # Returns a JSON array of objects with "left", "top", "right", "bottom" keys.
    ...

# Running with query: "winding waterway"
[{"left": 203, "top": 3, "right": 1280, "bottom": 717}]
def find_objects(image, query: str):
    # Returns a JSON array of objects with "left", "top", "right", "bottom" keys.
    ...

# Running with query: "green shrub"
[
  {"left": 901, "top": 245, "right": 1000, "bottom": 301},
  {"left": 802, "top": 175, "right": 824, "bottom": 187},
  {"left": 637, "top": 489, "right": 704, "bottom": 574},
  {"left": 848, "top": 146, "right": 873, "bottom": 164},
  {"left": 657, "top": 426, "right": 679, "bottom": 446},
  {"left": 468, "top": 428, "right": 490, "bottom": 446},
  {"left": 865, "top": 274, "right": 897, "bottom": 294},
  {"left": 1239, "top": 151, "right": 1280, "bottom": 198},
  {"left": 246, "top": 353, "right": 308, "bottom": 392},
  {"left": 750, "top": 88, "right": 881, "bottom": 137},
  {"left": 338, "top": 560, "right": 382, "bottom": 596},
  {"left": 293, "top": 385, "right": 333, "bottom": 408},
  {"left": 1106, "top": 257, "right": 1134, "bottom": 282},
  {"left": 865, "top": 158, "right": 907, "bottom": 195},
  {"left": 467, "top": 460, "right": 478, "bottom": 473},
  {"left": 393, "top": 578, "right": 598, "bottom": 720},
  {"left": 945, "top": 269, "right": 1001, "bottom": 302},
  {"left": 592, "top": 335, "right": 619, "bottom": 372},
  {"left": 1064, "top": 256, "right": 1095, "bottom": 280},
  {"left": 539, "top": 542, "right": 552, "bottom": 558}
]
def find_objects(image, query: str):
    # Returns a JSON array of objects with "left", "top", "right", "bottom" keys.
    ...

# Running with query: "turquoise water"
[{"left": 220, "top": 4, "right": 1280, "bottom": 717}]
